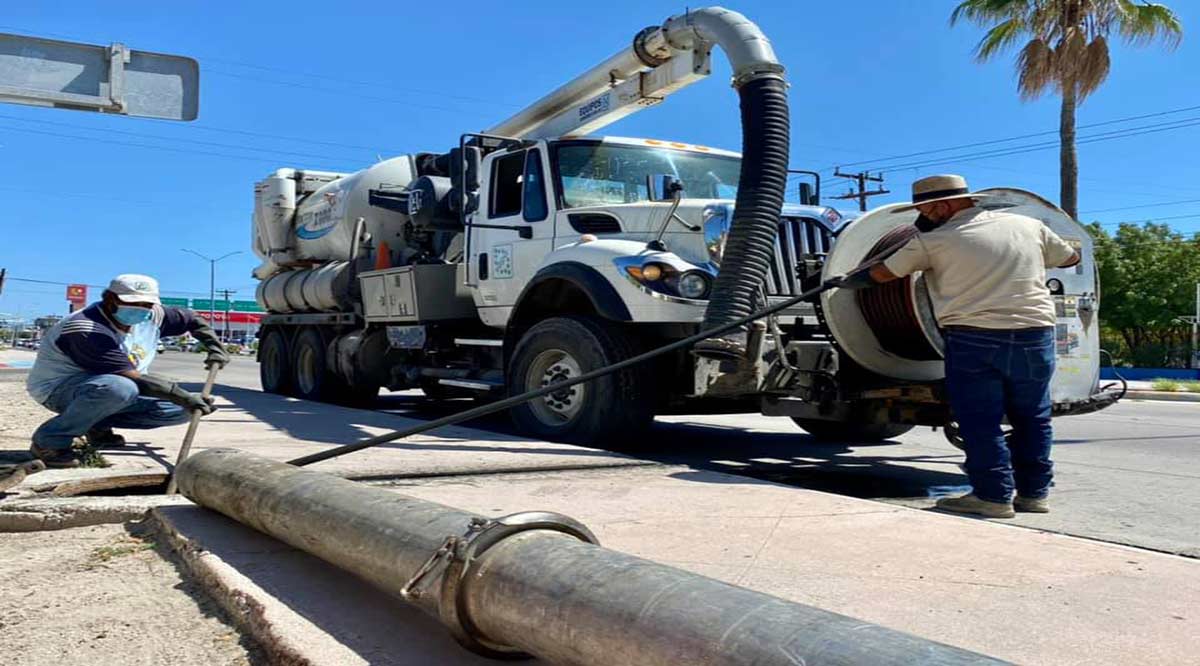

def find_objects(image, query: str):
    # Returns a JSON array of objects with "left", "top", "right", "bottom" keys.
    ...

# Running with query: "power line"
[
  {"left": 1082, "top": 198, "right": 1200, "bottom": 215},
  {"left": 0, "top": 113, "right": 369, "bottom": 163},
  {"left": 829, "top": 103, "right": 1200, "bottom": 172},
  {"left": 5, "top": 276, "right": 215, "bottom": 296},
  {"left": 205, "top": 68, "right": 499, "bottom": 119},
  {"left": 0, "top": 24, "right": 524, "bottom": 110},
  {"left": 865, "top": 116, "right": 1200, "bottom": 174},
  {"left": 0, "top": 124, "right": 354, "bottom": 171}
]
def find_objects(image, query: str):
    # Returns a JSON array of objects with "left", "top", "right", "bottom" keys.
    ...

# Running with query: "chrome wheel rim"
[{"left": 525, "top": 349, "right": 585, "bottom": 426}]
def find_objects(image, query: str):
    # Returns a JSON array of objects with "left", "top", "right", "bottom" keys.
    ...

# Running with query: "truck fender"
[{"left": 505, "top": 262, "right": 633, "bottom": 359}]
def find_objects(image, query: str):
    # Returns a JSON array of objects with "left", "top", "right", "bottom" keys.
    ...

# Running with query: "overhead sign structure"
[
  {"left": 65, "top": 284, "right": 87, "bottom": 305},
  {"left": 0, "top": 32, "right": 198, "bottom": 121},
  {"left": 160, "top": 297, "right": 190, "bottom": 308}
]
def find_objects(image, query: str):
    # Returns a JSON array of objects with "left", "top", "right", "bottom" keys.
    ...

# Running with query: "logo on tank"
[{"left": 297, "top": 191, "right": 343, "bottom": 239}]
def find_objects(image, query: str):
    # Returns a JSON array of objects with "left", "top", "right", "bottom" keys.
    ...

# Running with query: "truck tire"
[
  {"left": 791, "top": 418, "right": 913, "bottom": 443},
  {"left": 508, "top": 316, "right": 652, "bottom": 445},
  {"left": 259, "top": 329, "right": 292, "bottom": 395},
  {"left": 292, "top": 328, "right": 332, "bottom": 401}
]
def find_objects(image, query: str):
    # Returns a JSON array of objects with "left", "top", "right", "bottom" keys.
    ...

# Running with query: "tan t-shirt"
[{"left": 882, "top": 206, "right": 1077, "bottom": 329}]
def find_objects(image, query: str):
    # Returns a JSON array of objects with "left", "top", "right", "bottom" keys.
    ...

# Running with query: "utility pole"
[
  {"left": 830, "top": 168, "right": 889, "bottom": 212},
  {"left": 1194, "top": 282, "right": 1199, "bottom": 369},
  {"left": 181, "top": 249, "right": 242, "bottom": 337},
  {"left": 218, "top": 288, "right": 237, "bottom": 344}
]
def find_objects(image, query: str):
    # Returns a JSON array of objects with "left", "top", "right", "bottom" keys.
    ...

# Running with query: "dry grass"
[{"left": 1151, "top": 379, "right": 1182, "bottom": 392}]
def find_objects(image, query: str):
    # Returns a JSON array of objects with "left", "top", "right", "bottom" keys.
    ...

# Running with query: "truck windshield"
[{"left": 553, "top": 141, "right": 741, "bottom": 208}]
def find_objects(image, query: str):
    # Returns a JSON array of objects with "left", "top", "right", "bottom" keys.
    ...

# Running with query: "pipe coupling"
[{"left": 400, "top": 511, "right": 599, "bottom": 658}]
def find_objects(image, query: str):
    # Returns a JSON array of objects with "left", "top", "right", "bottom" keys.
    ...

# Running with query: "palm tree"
[{"left": 951, "top": 1, "right": 1182, "bottom": 219}]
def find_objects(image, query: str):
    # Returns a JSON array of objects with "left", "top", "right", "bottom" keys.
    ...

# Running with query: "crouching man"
[{"left": 25, "top": 274, "right": 229, "bottom": 468}]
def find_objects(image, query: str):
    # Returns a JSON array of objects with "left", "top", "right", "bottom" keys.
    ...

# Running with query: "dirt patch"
[
  {"left": 0, "top": 521, "right": 263, "bottom": 665},
  {"left": 0, "top": 376, "right": 51, "bottom": 463}
]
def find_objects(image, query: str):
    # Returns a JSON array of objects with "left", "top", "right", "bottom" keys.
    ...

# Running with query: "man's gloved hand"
[
  {"left": 132, "top": 373, "right": 217, "bottom": 415},
  {"left": 180, "top": 391, "right": 217, "bottom": 415},
  {"left": 825, "top": 265, "right": 879, "bottom": 291},
  {"left": 187, "top": 312, "right": 230, "bottom": 369},
  {"left": 204, "top": 345, "right": 230, "bottom": 370}
]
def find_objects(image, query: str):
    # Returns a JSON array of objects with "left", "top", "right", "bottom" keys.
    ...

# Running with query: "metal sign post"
[{"left": 0, "top": 33, "right": 198, "bottom": 120}]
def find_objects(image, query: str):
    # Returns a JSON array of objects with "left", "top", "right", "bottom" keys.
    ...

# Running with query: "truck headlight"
[{"left": 677, "top": 271, "right": 710, "bottom": 299}]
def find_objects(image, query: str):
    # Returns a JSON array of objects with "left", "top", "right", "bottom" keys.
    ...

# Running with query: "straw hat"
[{"left": 891, "top": 174, "right": 992, "bottom": 213}]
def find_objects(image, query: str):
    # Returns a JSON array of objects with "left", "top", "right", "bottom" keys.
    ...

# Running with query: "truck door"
[{"left": 469, "top": 147, "right": 554, "bottom": 327}]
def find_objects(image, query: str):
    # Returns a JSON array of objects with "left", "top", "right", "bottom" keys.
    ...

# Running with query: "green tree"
[
  {"left": 951, "top": 1, "right": 1182, "bottom": 219},
  {"left": 1088, "top": 222, "right": 1200, "bottom": 366}
]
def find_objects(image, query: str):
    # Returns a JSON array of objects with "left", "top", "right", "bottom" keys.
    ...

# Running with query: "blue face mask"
[{"left": 114, "top": 305, "right": 154, "bottom": 326}]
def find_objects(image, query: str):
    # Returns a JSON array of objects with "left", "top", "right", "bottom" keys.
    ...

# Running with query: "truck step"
[
  {"left": 438, "top": 378, "right": 503, "bottom": 392},
  {"left": 453, "top": 338, "right": 504, "bottom": 347}
]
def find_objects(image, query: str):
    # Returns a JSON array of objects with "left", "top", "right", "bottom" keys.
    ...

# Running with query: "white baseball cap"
[{"left": 107, "top": 274, "right": 161, "bottom": 305}]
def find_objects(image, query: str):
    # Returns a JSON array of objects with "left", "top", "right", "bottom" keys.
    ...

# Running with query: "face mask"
[
  {"left": 114, "top": 305, "right": 153, "bottom": 326},
  {"left": 914, "top": 213, "right": 943, "bottom": 233}
]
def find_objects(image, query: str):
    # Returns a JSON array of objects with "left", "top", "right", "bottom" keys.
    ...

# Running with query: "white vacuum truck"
[{"left": 250, "top": 7, "right": 1117, "bottom": 445}]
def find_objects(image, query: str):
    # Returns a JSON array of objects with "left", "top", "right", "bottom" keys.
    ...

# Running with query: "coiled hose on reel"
[{"left": 855, "top": 225, "right": 943, "bottom": 361}]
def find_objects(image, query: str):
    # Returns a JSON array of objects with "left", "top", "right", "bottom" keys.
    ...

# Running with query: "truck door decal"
[{"left": 491, "top": 244, "right": 514, "bottom": 279}]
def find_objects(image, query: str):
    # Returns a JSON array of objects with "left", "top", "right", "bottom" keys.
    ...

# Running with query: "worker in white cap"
[
  {"left": 830, "top": 175, "right": 1079, "bottom": 519},
  {"left": 25, "top": 274, "right": 230, "bottom": 468}
]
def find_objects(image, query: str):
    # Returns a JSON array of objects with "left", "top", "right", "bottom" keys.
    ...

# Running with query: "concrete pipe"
[{"left": 177, "top": 449, "right": 1005, "bottom": 665}]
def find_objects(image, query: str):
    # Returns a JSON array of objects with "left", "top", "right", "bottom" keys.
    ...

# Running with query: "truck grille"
[{"left": 765, "top": 216, "right": 833, "bottom": 295}]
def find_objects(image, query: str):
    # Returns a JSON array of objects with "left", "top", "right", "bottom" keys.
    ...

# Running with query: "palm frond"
[
  {"left": 1017, "top": 38, "right": 1056, "bottom": 99},
  {"left": 1076, "top": 36, "right": 1113, "bottom": 98},
  {"left": 1116, "top": 1, "right": 1183, "bottom": 48},
  {"left": 974, "top": 17, "right": 1030, "bottom": 61},
  {"left": 951, "top": 0, "right": 1034, "bottom": 26}
]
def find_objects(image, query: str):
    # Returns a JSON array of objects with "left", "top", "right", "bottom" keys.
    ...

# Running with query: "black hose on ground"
[
  {"left": 287, "top": 277, "right": 837, "bottom": 467},
  {"left": 695, "top": 76, "right": 791, "bottom": 360}
]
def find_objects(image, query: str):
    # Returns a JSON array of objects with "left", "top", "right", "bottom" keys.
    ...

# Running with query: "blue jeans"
[
  {"left": 32, "top": 374, "right": 189, "bottom": 450},
  {"left": 944, "top": 327, "right": 1055, "bottom": 503}
]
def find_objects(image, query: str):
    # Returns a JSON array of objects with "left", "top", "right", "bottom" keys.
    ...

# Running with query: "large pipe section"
[{"left": 178, "top": 449, "right": 1005, "bottom": 665}]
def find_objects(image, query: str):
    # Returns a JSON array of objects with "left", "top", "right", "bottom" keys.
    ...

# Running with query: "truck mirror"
[
  {"left": 647, "top": 174, "right": 683, "bottom": 201},
  {"left": 799, "top": 182, "right": 816, "bottom": 206},
  {"left": 464, "top": 147, "right": 482, "bottom": 192}
]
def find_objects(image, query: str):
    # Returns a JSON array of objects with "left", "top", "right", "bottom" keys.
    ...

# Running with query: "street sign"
[
  {"left": 232, "top": 300, "right": 263, "bottom": 312},
  {"left": 160, "top": 297, "right": 189, "bottom": 308},
  {"left": 0, "top": 33, "right": 199, "bottom": 120},
  {"left": 66, "top": 284, "right": 87, "bottom": 305},
  {"left": 191, "top": 299, "right": 230, "bottom": 311}
]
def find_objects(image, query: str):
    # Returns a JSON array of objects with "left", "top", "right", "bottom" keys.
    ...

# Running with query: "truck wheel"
[
  {"left": 791, "top": 418, "right": 913, "bottom": 442},
  {"left": 292, "top": 328, "right": 332, "bottom": 401},
  {"left": 508, "top": 316, "right": 652, "bottom": 445},
  {"left": 259, "top": 329, "right": 292, "bottom": 395}
]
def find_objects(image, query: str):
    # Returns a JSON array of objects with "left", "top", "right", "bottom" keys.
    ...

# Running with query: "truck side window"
[
  {"left": 523, "top": 149, "right": 548, "bottom": 222},
  {"left": 490, "top": 150, "right": 526, "bottom": 218}
]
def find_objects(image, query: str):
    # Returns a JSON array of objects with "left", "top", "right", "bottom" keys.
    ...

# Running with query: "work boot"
[
  {"left": 86, "top": 428, "right": 127, "bottom": 448},
  {"left": 934, "top": 493, "right": 1015, "bottom": 519},
  {"left": 28, "top": 442, "right": 83, "bottom": 469},
  {"left": 1014, "top": 495, "right": 1050, "bottom": 513}
]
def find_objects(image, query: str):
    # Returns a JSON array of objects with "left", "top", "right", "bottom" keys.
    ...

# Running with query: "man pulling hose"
[{"left": 830, "top": 175, "right": 1080, "bottom": 518}]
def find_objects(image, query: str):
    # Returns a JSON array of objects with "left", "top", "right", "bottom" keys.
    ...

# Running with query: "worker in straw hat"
[
  {"left": 829, "top": 175, "right": 1080, "bottom": 519},
  {"left": 24, "top": 274, "right": 230, "bottom": 468}
]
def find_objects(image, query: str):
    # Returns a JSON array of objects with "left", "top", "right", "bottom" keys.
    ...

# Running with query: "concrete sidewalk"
[{"left": 4, "top": 383, "right": 1199, "bottom": 664}]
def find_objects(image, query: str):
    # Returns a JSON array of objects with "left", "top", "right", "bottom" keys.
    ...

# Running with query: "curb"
[{"left": 1124, "top": 390, "right": 1200, "bottom": 403}]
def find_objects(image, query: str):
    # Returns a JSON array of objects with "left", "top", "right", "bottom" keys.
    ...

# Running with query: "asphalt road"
[{"left": 155, "top": 351, "right": 1200, "bottom": 558}]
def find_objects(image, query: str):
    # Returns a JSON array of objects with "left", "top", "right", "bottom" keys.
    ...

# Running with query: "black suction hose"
[
  {"left": 287, "top": 277, "right": 837, "bottom": 467},
  {"left": 695, "top": 76, "right": 791, "bottom": 359}
]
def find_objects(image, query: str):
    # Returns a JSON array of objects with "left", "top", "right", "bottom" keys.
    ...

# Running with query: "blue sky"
[{"left": 2, "top": 0, "right": 1197, "bottom": 318}]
